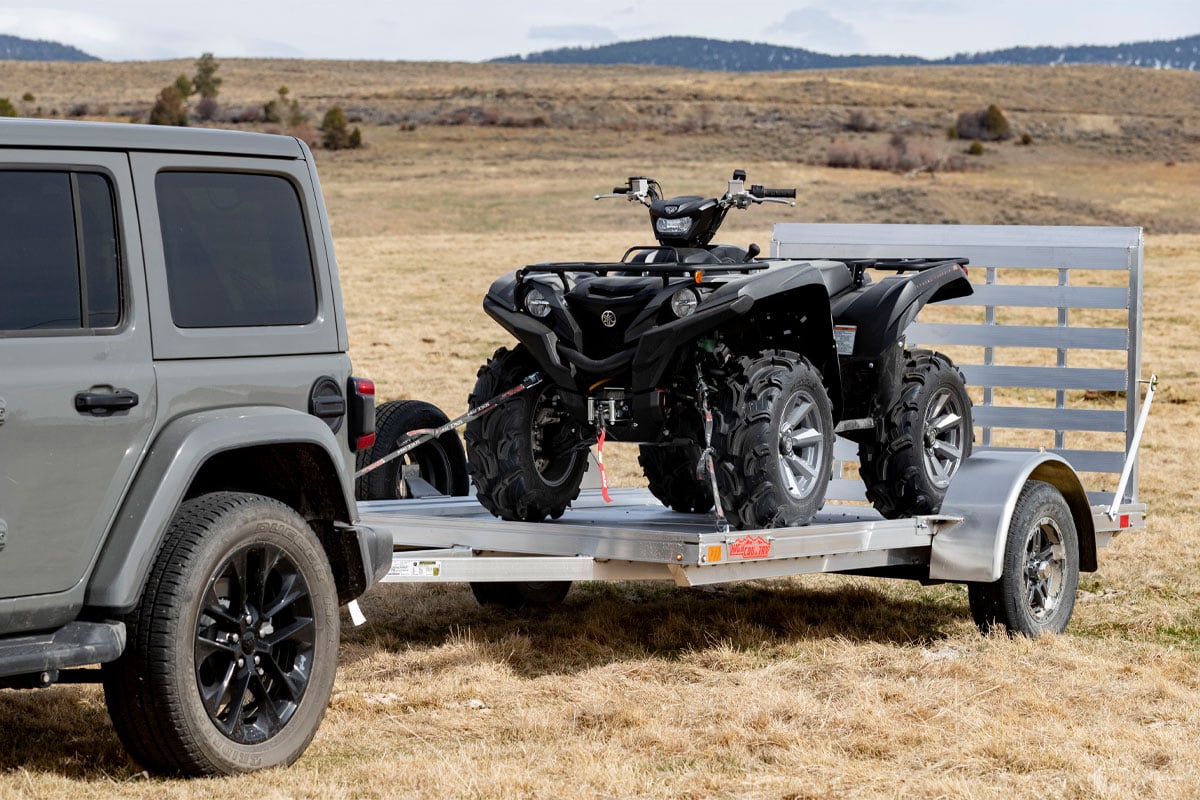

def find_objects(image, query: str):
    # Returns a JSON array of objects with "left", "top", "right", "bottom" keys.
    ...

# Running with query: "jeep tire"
[{"left": 101, "top": 492, "right": 339, "bottom": 776}]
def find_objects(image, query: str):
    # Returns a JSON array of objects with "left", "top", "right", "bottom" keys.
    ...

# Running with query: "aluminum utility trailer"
[{"left": 360, "top": 224, "right": 1153, "bottom": 635}]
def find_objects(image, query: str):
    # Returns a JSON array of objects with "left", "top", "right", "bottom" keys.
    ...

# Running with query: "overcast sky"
[{"left": 1, "top": 1, "right": 1197, "bottom": 62}]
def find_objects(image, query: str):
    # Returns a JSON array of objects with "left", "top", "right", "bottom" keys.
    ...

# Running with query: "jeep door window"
[
  {"left": 156, "top": 171, "right": 317, "bottom": 328},
  {"left": 0, "top": 170, "right": 120, "bottom": 332}
]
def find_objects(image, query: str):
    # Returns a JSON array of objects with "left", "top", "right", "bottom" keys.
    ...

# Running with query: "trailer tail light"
[{"left": 348, "top": 377, "right": 376, "bottom": 452}]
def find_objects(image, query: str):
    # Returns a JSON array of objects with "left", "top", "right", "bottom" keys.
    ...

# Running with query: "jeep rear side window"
[
  {"left": 0, "top": 170, "right": 121, "bottom": 332},
  {"left": 156, "top": 171, "right": 318, "bottom": 328}
]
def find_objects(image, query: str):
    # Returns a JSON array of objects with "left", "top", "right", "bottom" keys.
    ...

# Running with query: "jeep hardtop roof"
[{"left": 0, "top": 117, "right": 306, "bottom": 159}]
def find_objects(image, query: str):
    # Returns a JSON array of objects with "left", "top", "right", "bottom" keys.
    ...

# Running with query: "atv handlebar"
[{"left": 594, "top": 171, "right": 797, "bottom": 218}]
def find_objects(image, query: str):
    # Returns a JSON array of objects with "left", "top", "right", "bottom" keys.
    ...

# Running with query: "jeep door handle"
[{"left": 75, "top": 389, "right": 140, "bottom": 415}]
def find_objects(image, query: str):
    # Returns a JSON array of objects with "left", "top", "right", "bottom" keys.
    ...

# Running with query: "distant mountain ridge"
[
  {"left": 0, "top": 33, "right": 98, "bottom": 61},
  {"left": 495, "top": 33, "right": 1200, "bottom": 72}
]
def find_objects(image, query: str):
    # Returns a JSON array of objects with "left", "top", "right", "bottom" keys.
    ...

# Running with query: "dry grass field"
[{"left": 3, "top": 60, "right": 1200, "bottom": 798}]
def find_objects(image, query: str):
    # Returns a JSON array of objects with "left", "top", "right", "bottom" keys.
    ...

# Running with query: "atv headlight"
[
  {"left": 670, "top": 287, "right": 700, "bottom": 318},
  {"left": 524, "top": 287, "right": 552, "bottom": 318},
  {"left": 655, "top": 217, "right": 692, "bottom": 236}
]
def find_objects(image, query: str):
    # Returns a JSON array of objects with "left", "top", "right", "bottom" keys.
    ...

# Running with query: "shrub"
[
  {"left": 845, "top": 110, "right": 877, "bottom": 132},
  {"left": 149, "top": 85, "right": 188, "bottom": 126},
  {"left": 173, "top": 74, "right": 193, "bottom": 99},
  {"left": 193, "top": 52, "right": 222, "bottom": 99},
  {"left": 68, "top": 102, "right": 89, "bottom": 118},
  {"left": 1020, "top": 132, "right": 1034, "bottom": 146},
  {"left": 21, "top": 92, "right": 34, "bottom": 103},
  {"left": 956, "top": 104, "right": 1013, "bottom": 141},
  {"left": 196, "top": 96, "right": 219, "bottom": 121},
  {"left": 321, "top": 106, "right": 353, "bottom": 149},
  {"left": 0, "top": 98, "right": 16, "bottom": 117},
  {"left": 968, "top": 140, "right": 985, "bottom": 156}
]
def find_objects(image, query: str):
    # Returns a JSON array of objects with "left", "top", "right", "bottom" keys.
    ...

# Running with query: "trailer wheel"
[
  {"left": 101, "top": 492, "right": 339, "bottom": 775},
  {"left": 465, "top": 345, "right": 587, "bottom": 521},
  {"left": 470, "top": 581, "right": 571, "bottom": 610},
  {"left": 356, "top": 400, "right": 470, "bottom": 500},
  {"left": 859, "top": 350, "right": 972, "bottom": 519},
  {"left": 967, "top": 480, "right": 1080, "bottom": 637},
  {"left": 714, "top": 350, "right": 834, "bottom": 529}
]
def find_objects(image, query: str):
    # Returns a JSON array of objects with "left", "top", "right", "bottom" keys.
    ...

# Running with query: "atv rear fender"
[{"left": 830, "top": 260, "right": 971, "bottom": 423}]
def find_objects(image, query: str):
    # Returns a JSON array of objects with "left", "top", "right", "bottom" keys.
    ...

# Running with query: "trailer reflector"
[{"left": 707, "top": 545, "right": 723, "bottom": 563}]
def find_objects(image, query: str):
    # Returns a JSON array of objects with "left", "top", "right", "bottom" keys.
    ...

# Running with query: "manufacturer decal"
[
  {"left": 665, "top": 205, "right": 679, "bottom": 214},
  {"left": 600, "top": 310, "right": 617, "bottom": 328},
  {"left": 728, "top": 535, "right": 771, "bottom": 559}
]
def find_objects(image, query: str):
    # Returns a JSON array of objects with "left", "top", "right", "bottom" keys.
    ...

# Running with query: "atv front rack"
[
  {"left": 518, "top": 255, "right": 968, "bottom": 290},
  {"left": 517, "top": 258, "right": 771, "bottom": 289}
]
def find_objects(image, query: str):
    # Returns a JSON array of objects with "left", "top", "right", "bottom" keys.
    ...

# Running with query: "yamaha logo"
[
  {"left": 665, "top": 205, "right": 678, "bottom": 213},
  {"left": 600, "top": 310, "right": 617, "bottom": 328}
]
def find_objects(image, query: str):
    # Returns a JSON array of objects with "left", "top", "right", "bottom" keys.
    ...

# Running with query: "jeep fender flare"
[
  {"left": 84, "top": 407, "right": 361, "bottom": 612},
  {"left": 929, "top": 451, "right": 1097, "bottom": 582}
]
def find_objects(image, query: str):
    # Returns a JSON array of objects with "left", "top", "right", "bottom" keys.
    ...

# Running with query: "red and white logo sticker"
[{"left": 728, "top": 535, "right": 772, "bottom": 559}]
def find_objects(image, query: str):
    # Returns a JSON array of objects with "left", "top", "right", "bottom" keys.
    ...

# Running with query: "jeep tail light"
[{"left": 348, "top": 376, "right": 376, "bottom": 452}]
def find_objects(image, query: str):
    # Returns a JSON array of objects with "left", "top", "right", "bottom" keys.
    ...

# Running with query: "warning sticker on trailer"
[
  {"left": 388, "top": 560, "right": 442, "bottom": 579},
  {"left": 728, "top": 535, "right": 772, "bottom": 559},
  {"left": 834, "top": 325, "right": 857, "bottom": 356}
]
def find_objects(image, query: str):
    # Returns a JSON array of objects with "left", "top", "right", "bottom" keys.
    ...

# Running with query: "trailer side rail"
[{"left": 771, "top": 223, "right": 1144, "bottom": 507}]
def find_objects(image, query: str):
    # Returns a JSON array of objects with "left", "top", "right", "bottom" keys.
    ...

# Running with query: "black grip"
[
  {"left": 613, "top": 187, "right": 629, "bottom": 194},
  {"left": 762, "top": 187, "right": 797, "bottom": 198}
]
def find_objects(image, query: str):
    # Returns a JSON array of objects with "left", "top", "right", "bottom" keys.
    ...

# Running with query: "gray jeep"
[{"left": 0, "top": 119, "right": 392, "bottom": 775}]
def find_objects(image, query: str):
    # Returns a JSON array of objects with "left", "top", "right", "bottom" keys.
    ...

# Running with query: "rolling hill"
[
  {"left": 0, "top": 33, "right": 98, "bottom": 61},
  {"left": 495, "top": 33, "right": 1200, "bottom": 72}
]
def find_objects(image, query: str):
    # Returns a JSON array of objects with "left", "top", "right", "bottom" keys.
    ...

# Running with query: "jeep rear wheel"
[
  {"left": 465, "top": 345, "right": 587, "bottom": 521},
  {"left": 713, "top": 350, "right": 834, "bottom": 529},
  {"left": 101, "top": 492, "right": 339, "bottom": 776}
]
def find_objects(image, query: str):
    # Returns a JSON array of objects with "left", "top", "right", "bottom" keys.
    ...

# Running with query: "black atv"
[{"left": 466, "top": 171, "right": 974, "bottom": 529}]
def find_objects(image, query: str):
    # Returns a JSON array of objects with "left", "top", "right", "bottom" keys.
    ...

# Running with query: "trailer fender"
[{"left": 929, "top": 451, "right": 1096, "bottom": 582}]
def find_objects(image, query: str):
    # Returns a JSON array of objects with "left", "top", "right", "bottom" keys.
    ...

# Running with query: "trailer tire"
[
  {"left": 101, "top": 492, "right": 339, "bottom": 775},
  {"left": 470, "top": 581, "right": 571, "bottom": 610},
  {"left": 713, "top": 350, "right": 834, "bottom": 529},
  {"left": 356, "top": 400, "right": 469, "bottom": 500},
  {"left": 967, "top": 480, "right": 1079, "bottom": 637},
  {"left": 465, "top": 345, "right": 587, "bottom": 521},
  {"left": 859, "top": 350, "right": 972, "bottom": 519}
]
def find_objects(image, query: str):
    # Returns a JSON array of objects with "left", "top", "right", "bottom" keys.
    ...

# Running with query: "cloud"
[
  {"left": 766, "top": 7, "right": 865, "bottom": 52},
  {"left": 528, "top": 24, "right": 618, "bottom": 44}
]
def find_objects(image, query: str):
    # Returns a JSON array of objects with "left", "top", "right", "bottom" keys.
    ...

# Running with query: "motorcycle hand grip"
[
  {"left": 762, "top": 187, "right": 797, "bottom": 198},
  {"left": 613, "top": 187, "right": 629, "bottom": 194}
]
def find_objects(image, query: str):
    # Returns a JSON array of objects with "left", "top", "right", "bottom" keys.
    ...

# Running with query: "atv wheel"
[
  {"left": 639, "top": 441, "right": 713, "bottom": 513},
  {"left": 465, "top": 345, "right": 587, "bottom": 521},
  {"left": 356, "top": 400, "right": 469, "bottom": 500},
  {"left": 859, "top": 350, "right": 972, "bottom": 519},
  {"left": 714, "top": 350, "right": 834, "bottom": 529},
  {"left": 470, "top": 580, "right": 571, "bottom": 610}
]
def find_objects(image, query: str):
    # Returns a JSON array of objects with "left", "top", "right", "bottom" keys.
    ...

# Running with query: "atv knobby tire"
[
  {"left": 356, "top": 399, "right": 470, "bottom": 500},
  {"left": 101, "top": 492, "right": 339, "bottom": 776},
  {"left": 639, "top": 440, "right": 713, "bottom": 513},
  {"left": 858, "top": 349, "right": 972, "bottom": 519},
  {"left": 713, "top": 350, "right": 834, "bottom": 529},
  {"left": 465, "top": 345, "right": 587, "bottom": 521}
]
